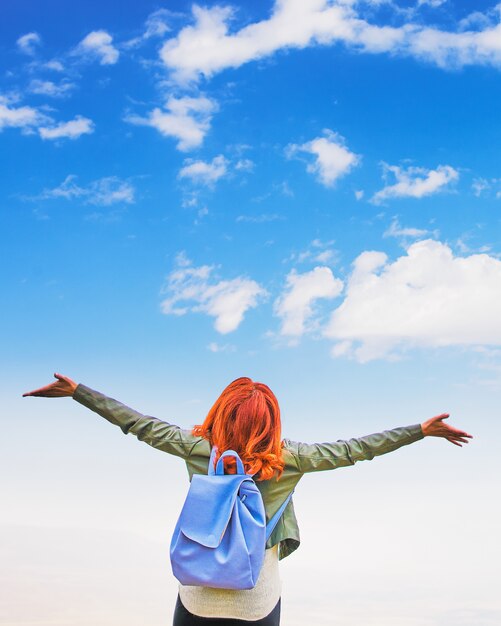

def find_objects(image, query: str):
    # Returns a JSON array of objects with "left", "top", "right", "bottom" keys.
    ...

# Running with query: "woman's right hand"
[
  {"left": 421, "top": 413, "right": 473, "bottom": 446},
  {"left": 22, "top": 373, "right": 78, "bottom": 398}
]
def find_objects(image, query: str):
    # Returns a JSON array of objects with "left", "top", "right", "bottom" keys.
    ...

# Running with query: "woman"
[{"left": 23, "top": 373, "right": 472, "bottom": 625}]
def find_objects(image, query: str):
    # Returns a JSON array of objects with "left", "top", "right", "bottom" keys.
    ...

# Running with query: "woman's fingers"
[
  {"left": 23, "top": 383, "right": 55, "bottom": 397},
  {"left": 23, "top": 374, "right": 68, "bottom": 398},
  {"left": 422, "top": 412, "right": 473, "bottom": 442},
  {"left": 23, "top": 373, "right": 77, "bottom": 398},
  {"left": 431, "top": 413, "right": 449, "bottom": 420},
  {"left": 450, "top": 436, "right": 469, "bottom": 444},
  {"left": 444, "top": 425, "right": 473, "bottom": 439},
  {"left": 443, "top": 431, "right": 470, "bottom": 443}
]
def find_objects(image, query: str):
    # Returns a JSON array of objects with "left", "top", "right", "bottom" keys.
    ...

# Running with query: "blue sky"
[{"left": 2, "top": 1, "right": 501, "bottom": 625}]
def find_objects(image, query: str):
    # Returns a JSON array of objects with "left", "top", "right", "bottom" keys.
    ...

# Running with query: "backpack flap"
[{"left": 178, "top": 474, "right": 255, "bottom": 548}]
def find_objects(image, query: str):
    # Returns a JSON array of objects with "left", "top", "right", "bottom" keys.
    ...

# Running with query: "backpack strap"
[
  {"left": 209, "top": 445, "right": 294, "bottom": 541},
  {"left": 265, "top": 490, "right": 294, "bottom": 541},
  {"left": 208, "top": 445, "right": 218, "bottom": 475}
]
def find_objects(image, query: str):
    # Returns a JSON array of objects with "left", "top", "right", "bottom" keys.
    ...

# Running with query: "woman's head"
[{"left": 192, "top": 377, "right": 285, "bottom": 481}]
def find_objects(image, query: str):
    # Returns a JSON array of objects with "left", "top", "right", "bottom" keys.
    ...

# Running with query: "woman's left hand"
[
  {"left": 23, "top": 373, "right": 78, "bottom": 398},
  {"left": 421, "top": 413, "right": 473, "bottom": 446}
]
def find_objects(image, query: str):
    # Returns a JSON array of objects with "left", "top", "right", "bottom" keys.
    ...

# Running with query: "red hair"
[{"left": 192, "top": 377, "right": 285, "bottom": 481}]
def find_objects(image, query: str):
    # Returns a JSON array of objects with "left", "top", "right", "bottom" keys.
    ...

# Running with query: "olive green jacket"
[{"left": 73, "top": 383, "right": 425, "bottom": 560}]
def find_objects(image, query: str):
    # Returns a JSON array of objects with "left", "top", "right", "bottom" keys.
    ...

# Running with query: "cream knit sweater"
[{"left": 178, "top": 544, "right": 281, "bottom": 620}]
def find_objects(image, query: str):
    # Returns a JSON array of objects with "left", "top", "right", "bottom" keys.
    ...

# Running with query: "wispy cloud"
[
  {"left": 418, "top": 0, "right": 447, "bottom": 7},
  {"left": 286, "top": 239, "right": 338, "bottom": 266},
  {"left": 371, "top": 163, "right": 459, "bottom": 204},
  {"left": 17, "top": 32, "right": 41, "bottom": 56},
  {"left": 251, "top": 181, "right": 293, "bottom": 204},
  {"left": 178, "top": 155, "right": 229, "bottom": 186},
  {"left": 73, "top": 30, "right": 120, "bottom": 65},
  {"left": 178, "top": 154, "right": 255, "bottom": 187},
  {"left": 123, "top": 8, "right": 173, "bottom": 48},
  {"left": 284, "top": 239, "right": 338, "bottom": 265},
  {"left": 160, "top": 254, "right": 268, "bottom": 334},
  {"left": 235, "top": 158, "right": 254, "bottom": 172},
  {"left": 383, "top": 217, "right": 433, "bottom": 240},
  {"left": 471, "top": 176, "right": 501, "bottom": 198},
  {"left": 31, "top": 175, "right": 135, "bottom": 206},
  {"left": 275, "top": 266, "right": 343, "bottom": 338},
  {"left": 159, "top": 1, "right": 501, "bottom": 84},
  {"left": 159, "top": 2, "right": 405, "bottom": 83},
  {"left": 0, "top": 95, "right": 48, "bottom": 133},
  {"left": 28, "top": 79, "right": 76, "bottom": 98},
  {"left": 44, "top": 59, "right": 65, "bottom": 72},
  {"left": 207, "top": 341, "right": 236, "bottom": 353},
  {"left": 236, "top": 214, "right": 283, "bottom": 223},
  {"left": 472, "top": 177, "right": 491, "bottom": 197},
  {"left": 38, "top": 115, "right": 94, "bottom": 140},
  {"left": 0, "top": 95, "right": 92, "bottom": 141},
  {"left": 125, "top": 95, "right": 217, "bottom": 151},
  {"left": 286, "top": 130, "right": 360, "bottom": 187}
]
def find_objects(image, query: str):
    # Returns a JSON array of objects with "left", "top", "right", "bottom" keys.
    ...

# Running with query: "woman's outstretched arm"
[
  {"left": 23, "top": 373, "right": 201, "bottom": 459},
  {"left": 283, "top": 414, "right": 472, "bottom": 474}
]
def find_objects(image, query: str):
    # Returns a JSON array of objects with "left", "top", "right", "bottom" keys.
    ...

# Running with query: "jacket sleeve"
[
  {"left": 283, "top": 424, "right": 424, "bottom": 473},
  {"left": 72, "top": 383, "right": 201, "bottom": 459}
]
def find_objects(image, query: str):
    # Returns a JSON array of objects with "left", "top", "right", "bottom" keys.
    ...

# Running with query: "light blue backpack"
[{"left": 170, "top": 446, "right": 294, "bottom": 590}]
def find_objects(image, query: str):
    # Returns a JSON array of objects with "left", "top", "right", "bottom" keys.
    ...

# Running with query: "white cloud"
[
  {"left": 251, "top": 181, "right": 293, "bottom": 203},
  {"left": 458, "top": 11, "right": 493, "bottom": 32},
  {"left": 34, "top": 175, "right": 135, "bottom": 206},
  {"left": 417, "top": 0, "right": 446, "bottom": 7},
  {"left": 235, "top": 158, "right": 254, "bottom": 172},
  {"left": 84, "top": 177, "right": 135, "bottom": 205},
  {"left": 371, "top": 163, "right": 459, "bottom": 204},
  {"left": 287, "top": 238, "right": 338, "bottom": 265},
  {"left": 125, "top": 95, "right": 216, "bottom": 151},
  {"left": 407, "top": 21, "right": 501, "bottom": 69},
  {"left": 174, "top": 251, "right": 191, "bottom": 268},
  {"left": 17, "top": 32, "right": 41, "bottom": 55},
  {"left": 0, "top": 97, "right": 93, "bottom": 141},
  {"left": 178, "top": 155, "right": 228, "bottom": 186},
  {"left": 315, "top": 249, "right": 336, "bottom": 263},
  {"left": 324, "top": 239, "right": 501, "bottom": 362},
  {"left": 28, "top": 79, "right": 76, "bottom": 98},
  {"left": 160, "top": 256, "right": 267, "bottom": 334},
  {"left": 454, "top": 234, "right": 492, "bottom": 255},
  {"left": 124, "top": 8, "right": 173, "bottom": 48},
  {"left": 0, "top": 97, "right": 47, "bottom": 132},
  {"left": 143, "top": 8, "right": 173, "bottom": 38},
  {"left": 275, "top": 266, "right": 343, "bottom": 337},
  {"left": 159, "top": 2, "right": 406, "bottom": 83},
  {"left": 471, "top": 176, "right": 501, "bottom": 198},
  {"left": 236, "top": 213, "right": 283, "bottom": 223},
  {"left": 158, "top": 1, "right": 501, "bottom": 84},
  {"left": 207, "top": 341, "right": 236, "bottom": 353},
  {"left": 196, "top": 206, "right": 209, "bottom": 222},
  {"left": 181, "top": 192, "right": 199, "bottom": 208},
  {"left": 37, "top": 175, "right": 87, "bottom": 201},
  {"left": 383, "top": 218, "right": 431, "bottom": 239},
  {"left": 178, "top": 154, "right": 253, "bottom": 186},
  {"left": 286, "top": 130, "right": 360, "bottom": 187},
  {"left": 472, "top": 177, "right": 490, "bottom": 197},
  {"left": 74, "top": 30, "right": 119, "bottom": 65},
  {"left": 38, "top": 115, "right": 94, "bottom": 140},
  {"left": 44, "top": 59, "right": 65, "bottom": 72},
  {"left": 355, "top": 189, "right": 364, "bottom": 200}
]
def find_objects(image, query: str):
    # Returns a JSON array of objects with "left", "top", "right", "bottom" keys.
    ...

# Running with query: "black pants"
[{"left": 173, "top": 594, "right": 281, "bottom": 626}]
